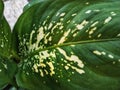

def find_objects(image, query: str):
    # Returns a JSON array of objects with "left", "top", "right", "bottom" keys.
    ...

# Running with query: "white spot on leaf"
[
  {"left": 91, "top": 21, "right": 99, "bottom": 27},
  {"left": 94, "top": 9, "right": 100, "bottom": 12},
  {"left": 93, "top": 50, "right": 102, "bottom": 55},
  {"left": 40, "top": 69, "right": 44, "bottom": 77},
  {"left": 112, "top": 61, "right": 116, "bottom": 64},
  {"left": 65, "top": 66, "right": 69, "bottom": 70},
  {"left": 70, "top": 55, "right": 84, "bottom": 68},
  {"left": 108, "top": 54, "right": 114, "bottom": 59},
  {"left": 85, "top": 2, "right": 89, "bottom": 5},
  {"left": 56, "top": 12, "right": 60, "bottom": 16},
  {"left": 76, "top": 20, "right": 89, "bottom": 30},
  {"left": 58, "top": 29, "right": 71, "bottom": 44},
  {"left": 104, "top": 16, "right": 112, "bottom": 24},
  {"left": 33, "top": 64, "right": 39, "bottom": 73},
  {"left": 72, "top": 13, "right": 77, "bottom": 16},
  {"left": 0, "top": 44, "right": 4, "bottom": 48},
  {"left": 60, "top": 13, "right": 66, "bottom": 17},
  {"left": 118, "top": 59, "right": 120, "bottom": 62},
  {"left": 48, "top": 23, "right": 53, "bottom": 29},
  {"left": 47, "top": 62, "right": 55, "bottom": 76},
  {"left": 71, "top": 66, "right": 85, "bottom": 74},
  {"left": 89, "top": 27, "right": 97, "bottom": 35},
  {"left": 67, "top": 79, "right": 71, "bottom": 82},
  {"left": 97, "top": 34, "right": 102, "bottom": 38},
  {"left": 57, "top": 48, "right": 85, "bottom": 74},
  {"left": 59, "top": 25, "right": 64, "bottom": 29},
  {"left": 101, "top": 51, "right": 106, "bottom": 55},
  {"left": 85, "top": 10, "right": 92, "bottom": 14},
  {"left": 117, "top": 33, "right": 120, "bottom": 37},
  {"left": 111, "top": 12, "right": 116, "bottom": 16}
]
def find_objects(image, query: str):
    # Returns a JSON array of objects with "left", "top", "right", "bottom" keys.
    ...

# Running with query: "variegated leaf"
[{"left": 13, "top": 0, "right": 120, "bottom": 90}]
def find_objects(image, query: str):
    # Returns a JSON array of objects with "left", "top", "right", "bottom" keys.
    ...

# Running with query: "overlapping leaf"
[
  {"left": 0, "top": 1, "right": 17, "bottom": 89},
  {"left": 13, "top": 0, "right": 120, "bottom": 90}
]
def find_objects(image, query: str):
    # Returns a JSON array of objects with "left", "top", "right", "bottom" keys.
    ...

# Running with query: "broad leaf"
[
  {"left": 13, "top": 0, "right": 120, "bottom": 90},
  {"left": 0, "top": 1, "right": 17, "bottom": 88}
]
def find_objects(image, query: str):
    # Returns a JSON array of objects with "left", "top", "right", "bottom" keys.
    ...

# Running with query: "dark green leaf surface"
[
  {"left": 0, "top": 17, "right": 12, "bottom": 58},
  {"left": 24, "top": 0, "right": 46, "bottom": 11},
  {"left": 0, "top": 0, "right": 4, "bottom": 21},
  {"left": 13, "top": 0, "right": 120, "bottom": 90},
  {"left": 0, "top": 56, "right": 17, "bottom": 89},
  {"left": 0, "top": 2, "right": 17, "bottom": 88}
]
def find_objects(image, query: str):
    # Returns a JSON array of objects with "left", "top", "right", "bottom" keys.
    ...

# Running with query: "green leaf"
[
  {"left": 0, "top": 0, "right": 4, "bottom": 21},
  {"left": 0, "top": 13, "right": 17, "bottom": 89},
  {"left": 0, "top": 17, "right": 12, "bottom": 57},
  {"left": 0, "top": 57, "right": 17, "bottom": 89},
  {"left": 24, "top": 0, "right": 46, "bottom": 11},
  {"left": 13, "top": 0, "right": 120, "bottom": 90}
]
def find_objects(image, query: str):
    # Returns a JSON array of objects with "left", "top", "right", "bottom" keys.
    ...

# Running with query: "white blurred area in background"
[{"left": 3, "top": 0, "right": 28, "bottom": 29}]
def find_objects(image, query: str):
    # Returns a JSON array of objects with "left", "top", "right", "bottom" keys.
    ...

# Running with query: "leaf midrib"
[{"left": 26, "top": 38, "right": 120, "bottom": 58}]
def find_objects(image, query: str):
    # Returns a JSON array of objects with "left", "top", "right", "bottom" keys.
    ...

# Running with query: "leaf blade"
[{"left": 13, "top": 0, "right": 120, "bottom": 89}]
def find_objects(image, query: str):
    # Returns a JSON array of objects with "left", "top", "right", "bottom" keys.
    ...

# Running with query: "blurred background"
[{"left": 3, "top": 0, "right": 29, "bottom": 29}]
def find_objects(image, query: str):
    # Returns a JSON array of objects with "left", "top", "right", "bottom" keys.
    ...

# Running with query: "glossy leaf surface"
[
  {"left": 24, "top": 0, "right": 45, "bottom": 11},
  {"left": 13, "top": 0, "right": 120, "bottom": 90}
]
